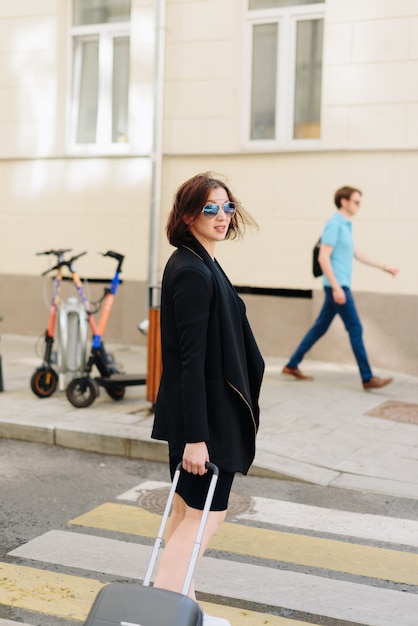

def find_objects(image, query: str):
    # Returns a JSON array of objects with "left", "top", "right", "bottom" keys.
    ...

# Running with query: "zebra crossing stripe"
[
  {"left": 0, "top": 561, "right": 104, "bottom": 620},
  {"left": 5, "top": 485, "right": 418, "bottom": 626},
  {"left": 0, "top": 561, "right": 310, "bottom": 626},
  {"left": 118, "top": 481, "right": 418, "bottom": 547},
  {"left": 68, "top": 502, "right": 418, "bottom": 585},
  {"left": 9, "top": 530, "right": 418, "bottom": 626},
  {"left": 243, "top": 496, "right": 418, "bottom": 548}
]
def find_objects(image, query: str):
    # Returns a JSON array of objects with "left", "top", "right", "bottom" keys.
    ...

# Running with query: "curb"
[{"left": 0, "top": 418, "right": 290, "bottom": 482}]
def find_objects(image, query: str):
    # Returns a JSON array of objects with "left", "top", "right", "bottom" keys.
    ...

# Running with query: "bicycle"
[
  {"left": 31, "top": 249, "right": 87, "bottom": 398},
  {"left": 66, "top": 251, "right": 146, "bottom": 408}
]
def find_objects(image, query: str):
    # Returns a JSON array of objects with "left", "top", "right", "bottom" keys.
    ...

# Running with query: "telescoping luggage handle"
[{"left": 143, "top": 461, "right": 219, "bottom": 595}]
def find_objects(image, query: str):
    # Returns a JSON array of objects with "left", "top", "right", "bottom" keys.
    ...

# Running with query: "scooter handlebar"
[
  {"left": 100, "top": 250, "right": 124, "bottom": 272},
  {"left": 40, "top": 251, "right": 87, "bottom": 276},
  {"left": 36, "top": 248, "right": 72, "bottom": 257}
]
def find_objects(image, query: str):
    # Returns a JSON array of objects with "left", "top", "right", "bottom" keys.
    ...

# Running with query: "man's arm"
[
  {"left": 354, "top": 248, "right": 400, "bottom": 277},
  {"left": 318, "top": 244, "right": 346, "bottom": 304}
]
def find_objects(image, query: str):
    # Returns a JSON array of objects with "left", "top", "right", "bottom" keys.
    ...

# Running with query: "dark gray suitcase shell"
[
  {"left": 82, "top": 583, "right": 202, "bottom": 625},
  {"left": 83, "top": 462, "right": 219, "bottom": 626}
]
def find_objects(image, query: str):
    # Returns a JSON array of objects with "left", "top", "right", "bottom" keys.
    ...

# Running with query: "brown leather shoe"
[
  {"left": 362, "top": 376, "right": 393, "bottom": 390},
  {"left": 282, "top": 366, "right": 313, "bottom": 380}
]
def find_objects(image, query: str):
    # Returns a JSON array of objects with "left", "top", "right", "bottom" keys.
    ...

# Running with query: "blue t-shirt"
[{"left": 321, "top": 211, "right": 354, "bottom": 288}]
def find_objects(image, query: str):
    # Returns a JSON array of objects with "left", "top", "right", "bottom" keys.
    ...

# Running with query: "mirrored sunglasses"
[{"left": 201, "top": 201, "right": 236, "bottom": 218}]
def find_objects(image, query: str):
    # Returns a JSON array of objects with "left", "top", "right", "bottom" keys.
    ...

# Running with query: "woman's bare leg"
[
  {"left": 163, "top": 492, "right": 187, "bottom": 544},
  {"left": 153, "top": 493, "right": 227, "bottom": 599}
]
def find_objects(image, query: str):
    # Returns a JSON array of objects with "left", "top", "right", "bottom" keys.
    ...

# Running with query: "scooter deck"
[{"left": 95, "top": 373, "right": 146, "bottom": 387}]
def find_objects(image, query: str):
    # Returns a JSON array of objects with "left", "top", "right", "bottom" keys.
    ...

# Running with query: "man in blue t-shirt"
[{"left": 283, "top": 186, "right": 399, "bottom": 390}]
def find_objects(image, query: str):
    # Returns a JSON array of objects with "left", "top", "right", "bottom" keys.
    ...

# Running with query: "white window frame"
[
  {"left": 67, "top": 12, "right": 131, "bottom": 156},
  {"left": 243, "top": 2, "right": 325, "bottom": 151}
]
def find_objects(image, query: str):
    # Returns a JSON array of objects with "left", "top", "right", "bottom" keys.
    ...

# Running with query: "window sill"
[
  {"left": 65, "top": 142, "right": 149, "bottom": 158},
  {"left": 241, "top": 139, "right": 323, "bottom": 152}
]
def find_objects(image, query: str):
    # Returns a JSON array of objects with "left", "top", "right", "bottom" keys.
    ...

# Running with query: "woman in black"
[{"left": 152, "top": 173, "right": 264, "bottom": 626}]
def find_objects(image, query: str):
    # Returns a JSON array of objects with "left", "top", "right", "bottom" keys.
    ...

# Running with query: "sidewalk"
[{"left": 1, "top": 334, "right": 418, "bottom": 500}]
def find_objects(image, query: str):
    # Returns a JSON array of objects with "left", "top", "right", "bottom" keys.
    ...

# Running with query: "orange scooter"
[{"left": 31, "top": 249, "right": 87, "bottom": 397}]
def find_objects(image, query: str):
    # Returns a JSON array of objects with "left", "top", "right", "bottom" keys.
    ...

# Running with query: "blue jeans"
[{"left": 287, "top": 287, "right": 373, "bottom": 382}]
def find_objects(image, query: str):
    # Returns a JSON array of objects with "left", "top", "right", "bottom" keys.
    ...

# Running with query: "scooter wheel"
[
  {"left": 105, "top": 384, "right": 126, "bottom": 401},
  {"left": 30, "top": 367, "right": 58, "bottom": 398},
  {"left": 66, "top": 377, "right": 99, "bottom": 408}
]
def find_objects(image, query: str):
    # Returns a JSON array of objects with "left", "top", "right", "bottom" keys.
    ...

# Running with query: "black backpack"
[{"left": 312, "top": 238, "right": 322, "bottom": 277}]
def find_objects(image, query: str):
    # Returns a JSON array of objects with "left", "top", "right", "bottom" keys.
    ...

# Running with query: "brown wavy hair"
[{"left": 166, "top": 172, "right": 258, "bottom": 248}]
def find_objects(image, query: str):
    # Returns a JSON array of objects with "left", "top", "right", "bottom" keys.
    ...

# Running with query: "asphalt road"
[{"left": 1, "top": 440, "right": 418, "bottom": 626}]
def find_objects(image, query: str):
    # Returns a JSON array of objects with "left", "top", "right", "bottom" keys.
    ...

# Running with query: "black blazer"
[{"left": 151, "top": 238, "right": 264, "bottom": 475}]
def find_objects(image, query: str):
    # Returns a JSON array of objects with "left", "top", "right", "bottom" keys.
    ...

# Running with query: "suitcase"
[{"left": 83, "top": 461, "right": 219, "bottom": 626}]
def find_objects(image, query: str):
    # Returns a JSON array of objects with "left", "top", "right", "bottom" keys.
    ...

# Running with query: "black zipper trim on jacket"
[{"left": 226, "top": 380, "right": 257, "bottom": 435}]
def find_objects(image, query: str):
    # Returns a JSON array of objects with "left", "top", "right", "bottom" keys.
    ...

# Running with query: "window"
[
  {"left": 246, "top": 0, "right": 325, "bottom": 147},
  {"left": 70, "top": 0, "right": 131, "bottom": 151}
]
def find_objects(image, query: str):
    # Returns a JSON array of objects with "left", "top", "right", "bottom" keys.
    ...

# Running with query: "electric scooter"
[
  {"left": 65, "top": 251, "right": 146, "bottom": 408},
  {"left": 31, "top": 249, "right": 87, "bottom": 397}
]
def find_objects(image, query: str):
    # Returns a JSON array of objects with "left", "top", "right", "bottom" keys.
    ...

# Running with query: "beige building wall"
[{"left": 0, "top": 0, "right": 417, "bottom": 373}]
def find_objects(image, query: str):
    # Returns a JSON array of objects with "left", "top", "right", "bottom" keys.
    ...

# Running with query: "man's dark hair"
[{"left": 334, "top": 186, "right": 362, "bottom": 209}]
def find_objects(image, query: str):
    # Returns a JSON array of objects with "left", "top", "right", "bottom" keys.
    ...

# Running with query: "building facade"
[{"left": 1, "top": 0, "right": 417, "bottom": 374}]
